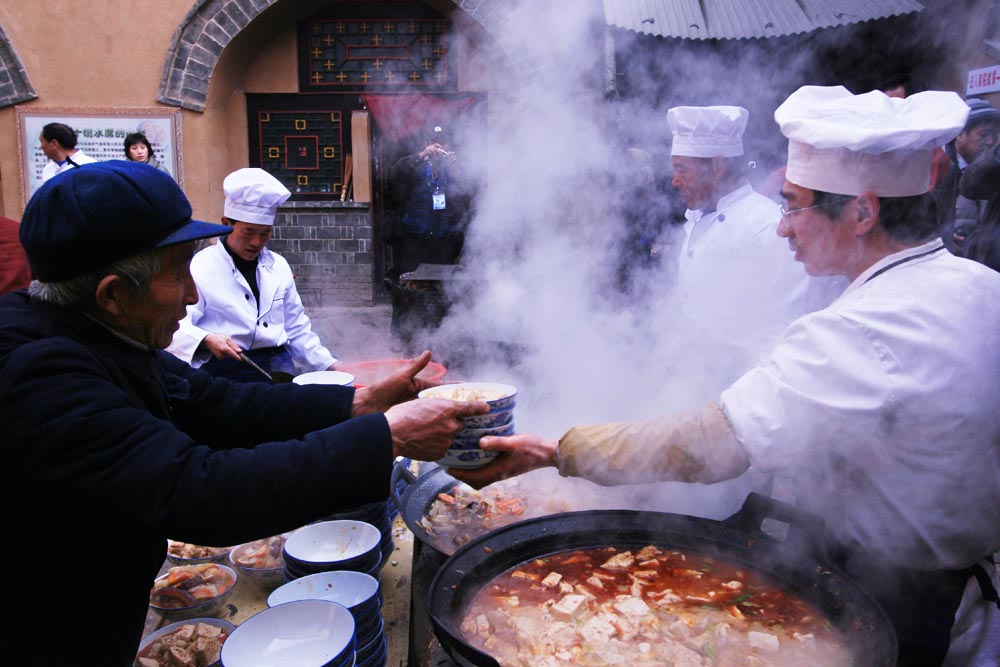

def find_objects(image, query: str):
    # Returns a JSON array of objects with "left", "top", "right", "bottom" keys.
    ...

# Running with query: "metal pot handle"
[
  {"left": 722, "top": 492, "right": 830, "bottom": 561},
  {"left": 390, "top": 457, "right": 417, "bottom": 510}
]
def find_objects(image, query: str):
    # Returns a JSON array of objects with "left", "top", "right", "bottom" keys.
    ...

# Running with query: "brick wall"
[{"left": 269, "top": 200, "right": 376, "bottom": 307}]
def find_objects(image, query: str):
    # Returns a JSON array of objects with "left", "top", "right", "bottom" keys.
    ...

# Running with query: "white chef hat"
[
  {"left": 223, "top": 168, "right": 291, "bottom": 226},
  {"left": 774, "top": 85, "right": 969, "bottom": 197},
  {"left": 667, "top": 106, "right": 748, "bottom": 158}
]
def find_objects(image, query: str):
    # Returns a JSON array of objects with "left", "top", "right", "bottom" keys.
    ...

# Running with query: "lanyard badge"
[{"left": 432, "top": 188, "right": 447, "bottom": 210}]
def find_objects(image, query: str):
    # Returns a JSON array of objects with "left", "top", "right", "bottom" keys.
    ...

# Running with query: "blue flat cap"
[
  {"left": 20, "top": 160, "right": 231, "bottom": 282},
  {"left": 965, "top": 97, "right": 1000, "bottom": 129}
]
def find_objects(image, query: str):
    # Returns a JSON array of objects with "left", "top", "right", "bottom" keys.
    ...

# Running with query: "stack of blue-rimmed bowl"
[
  {"left": 322, "top": 499, "right": 395, "bottom": 572},
  {"left": 268, "top": 571, "right": 386, "bottom": 667},
  {"left": 283, "top": 520, "right": 382, "bottom": 581},
  {"left": 418, "top": 382, "right": 517, "bottom": 469},
  {"left": 221, "top": 599, "right": 355, "bottom": 667}
]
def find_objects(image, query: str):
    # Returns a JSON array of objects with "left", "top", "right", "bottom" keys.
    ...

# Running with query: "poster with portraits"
[{"left": 15, "top": 106, "right": 182, "bottom": 203}]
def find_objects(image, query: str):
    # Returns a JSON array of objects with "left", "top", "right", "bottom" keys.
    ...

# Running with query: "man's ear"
[
  {"left": 95, "top": 274, "right": 125, "bottom": 318},
  {"left": 854, "top": 192, "right": 880, "bottom": 236}
]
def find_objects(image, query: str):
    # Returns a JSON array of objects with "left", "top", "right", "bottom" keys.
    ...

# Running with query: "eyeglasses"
[{"left": 778, "top": 200, "right": 837, "bottom": 221}]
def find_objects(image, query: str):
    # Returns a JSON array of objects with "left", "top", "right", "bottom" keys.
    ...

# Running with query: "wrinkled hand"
[
  {"left": 202, "top": 334, "right": 243, "bottom": 361},
  {"left": 385, "top": 397, "right": 489, "bottom": 461},
  {"left": 449, "top": 434, "right": 559, "bottom": 489},
  {"left": 351, "top": 351, "right": 440, "bottom": 417}
]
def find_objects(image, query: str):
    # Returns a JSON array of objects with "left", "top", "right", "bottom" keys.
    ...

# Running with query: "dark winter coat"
[{"left": 0, "top": 291, "right": 392, "bottom": 666}]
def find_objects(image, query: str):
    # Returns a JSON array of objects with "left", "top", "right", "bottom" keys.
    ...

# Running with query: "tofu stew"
[{"left": 460, "top": 544, "right": 854, "bottom": 667}]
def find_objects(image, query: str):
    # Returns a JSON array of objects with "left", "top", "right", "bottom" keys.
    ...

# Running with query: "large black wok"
[{"left": 428, "top": 493, "right": 897, "bottom": 667}]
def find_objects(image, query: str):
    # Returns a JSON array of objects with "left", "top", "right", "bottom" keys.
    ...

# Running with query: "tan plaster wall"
[
  {"left": 0, "top": 0, "right": 195, "bottom": 219},
  {"left": 0, "top": 0, "right": 496, "bottom": 222}
]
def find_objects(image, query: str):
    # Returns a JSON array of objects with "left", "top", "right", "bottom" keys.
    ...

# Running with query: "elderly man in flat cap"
[
  {"left": 0, "top": 161, "right": 487, "bottom": 666},
  {"left": 454, "top": 87, "right": 1000, "bottom": 666},
  {"left": 168, "top": 168, "right": 339, "bottom": 382}
]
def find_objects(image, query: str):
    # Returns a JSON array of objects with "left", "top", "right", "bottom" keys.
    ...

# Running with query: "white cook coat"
[
  {"left": 168, "top": 241, "right": 337, "bottom": 371},
  {"left": 674, "top": 183, "right": 844, "bottom": 379},
  {"left": 40, "top": 150, "right": 97, "bottom": 183},
  {"left": 722, "top": 239, "right": 1000, "bottom": 571}
]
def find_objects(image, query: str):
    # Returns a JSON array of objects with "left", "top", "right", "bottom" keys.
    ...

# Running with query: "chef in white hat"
[
  {"left": 666, "top": 105, "right": 839, "bottom": 386},
  {"left": 455, "top": 86, "right": 1000, "bottom": 666},
  {"left": 168, "top": 167, "right": 339, "bottom": 381}
]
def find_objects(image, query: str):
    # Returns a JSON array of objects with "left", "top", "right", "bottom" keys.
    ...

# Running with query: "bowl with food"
[
  {"left": 418, "top": 382, "right": 517, "bottom": 413},
  {"left": 221, "top": 600, "right": 356, "bottom": 667},
  {"left": 149, "top": 563, "right": 238, "bottom": 622},
  {"left": 134, "top": 618, "right": 235, "bottom": 667},
  {"left": 283, "top": 520, "right": 382, "bottom": 574},
  {"left": 165, "top": 540, "right": 231, "bottom": 566},
  {"left": 228, "top": 534, "right": 287, "bottom": 592}
]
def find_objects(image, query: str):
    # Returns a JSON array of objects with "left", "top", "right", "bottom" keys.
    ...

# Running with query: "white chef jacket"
[
  {"left": 674, "top": 183, "right": 844, "bottom": 378},
  {"left": 722, "top": 239, "right": 1000, "bottom": 571},
  {"left": 40, "top": 150, "right": 97, "bottom": 183},
  {"left": 168, "top": 241, "right": 337, "bottom": 371}
]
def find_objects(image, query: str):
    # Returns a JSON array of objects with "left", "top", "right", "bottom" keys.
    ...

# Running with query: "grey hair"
[{"left": 28, "top": 247, "right": 166, "bottom": 310}]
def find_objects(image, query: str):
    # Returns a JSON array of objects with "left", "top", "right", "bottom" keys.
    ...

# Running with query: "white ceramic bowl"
[
  {"left": 418, "top": 382, "right": 517, "bottom": 412},
  {"left": 284, "top": 520, "right": 382, "bottom": 569},
  {"left": 267, "top": 570, "right": 380, "bottom": 612},
  {"left": 220, "top": 600, "right": 355, "bottom": 667},
  {"left": 135, "top": 617, "right": 235, "bottom": 667},
  {"left": 292, "top": 371, "right": 356, "bottom": 386}
]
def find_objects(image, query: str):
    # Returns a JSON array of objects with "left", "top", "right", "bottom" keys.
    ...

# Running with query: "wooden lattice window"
[{"left": 297, "top": 2, "right": 455, "bottom": 92}]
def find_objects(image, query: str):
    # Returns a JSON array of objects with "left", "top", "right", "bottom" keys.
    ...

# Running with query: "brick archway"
[
  {"left": 158, "top": 0, "right": 543, "bottom": 112},
  {"left": 0, "top": 23, "right": 38, "bottom": 108}
]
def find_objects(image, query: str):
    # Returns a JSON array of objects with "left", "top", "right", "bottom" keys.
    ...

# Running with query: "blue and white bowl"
[
  {"left": 460, "top": 408, "right": 514, "bottom": 430},
  {"left": 456, "top": 423, "right": 515, "bottom": 440},
  {"left": 437, "top": 445, "right": 499, "bottom": 470},
  {"left": 221, "top": 599, "right": 356, "bottom": 667}
]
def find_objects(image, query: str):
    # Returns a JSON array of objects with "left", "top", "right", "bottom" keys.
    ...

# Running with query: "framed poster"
[{"left": 15, "top": 106, "right": 183, "bottom": 204}]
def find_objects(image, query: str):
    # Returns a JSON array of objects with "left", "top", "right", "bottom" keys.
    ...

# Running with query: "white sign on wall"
[
  {"left": 967, "top": 64, "right": 1000, "bottom": 96},
  {"left": 15, "top": 106, "right": 183, "bottom": 204}
]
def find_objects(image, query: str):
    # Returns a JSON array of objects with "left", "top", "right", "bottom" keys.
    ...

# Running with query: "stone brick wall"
[{"left": 269, "top": 200, "right": 376, "bottom": 307}]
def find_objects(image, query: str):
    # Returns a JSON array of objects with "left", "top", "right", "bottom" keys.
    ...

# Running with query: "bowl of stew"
[
  {"left": 228, "top": 534, "right": 287, "bottom": 592},
  {"left": 419, "top": 382, "right": 517, "bottom": 413},
  {"left": 134, "top": 618, "right": 235, "bottom": 667},
  {"left": 165, "top": 540, "right": 231, "bottom": 566},
  {"left": 149, "top": 563, "right": 238, "bottom": 622}
]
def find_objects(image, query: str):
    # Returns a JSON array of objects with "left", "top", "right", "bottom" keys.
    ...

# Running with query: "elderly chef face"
[
  {"left": 670, "top": 156, "right": 718, "bottom": 210},
  {"left": 223, "top": 219, "right": 273, "bottom": 261},
  {"left": 777, "top": 182, "right": 865, "bottom": 278}
]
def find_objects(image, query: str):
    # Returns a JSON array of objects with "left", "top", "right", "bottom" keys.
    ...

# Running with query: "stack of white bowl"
[
  {"left": 267, "top": 571, "right": 386, "bottom": 667},
  {"left": 221, "top": 599, "right": 357, "bottom": 667}
]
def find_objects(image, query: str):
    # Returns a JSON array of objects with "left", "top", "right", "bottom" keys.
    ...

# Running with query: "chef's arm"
[
  {"left": 558, "top": 401, "right": 749, "bottom": 486},
  {"left": 452, "top": 401, "right": 749, "bottom": 489}
]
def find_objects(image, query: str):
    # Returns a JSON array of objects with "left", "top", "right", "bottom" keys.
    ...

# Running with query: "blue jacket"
[{"left": 0, "top": 291, "right": 393, "bottom": 666}]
